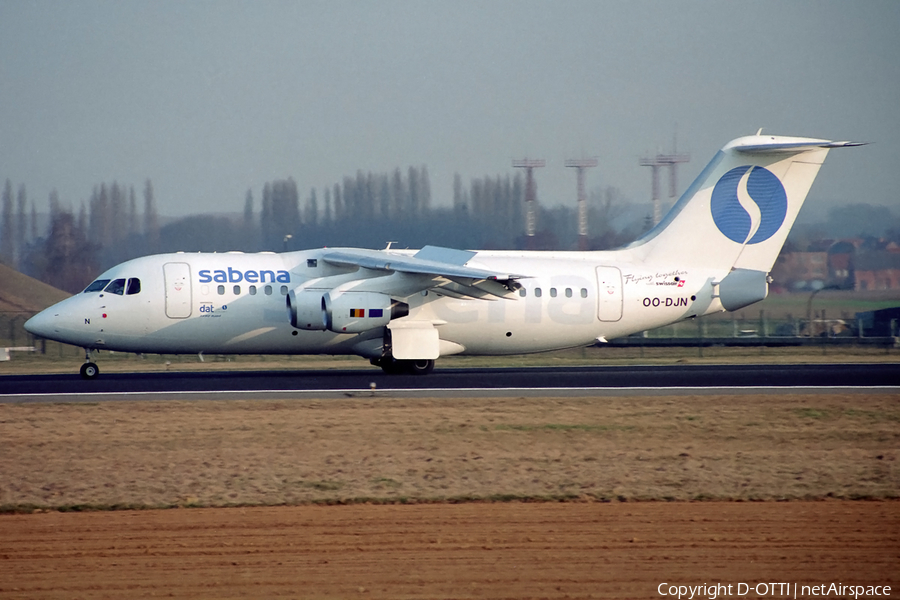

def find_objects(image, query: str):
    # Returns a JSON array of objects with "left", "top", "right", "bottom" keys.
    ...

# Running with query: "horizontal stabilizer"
[{"left": 727, "top": 137, "right": 866, "bottom": 154}]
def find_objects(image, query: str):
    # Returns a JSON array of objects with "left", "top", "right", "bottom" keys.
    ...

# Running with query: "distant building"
[
  {"left": 773, "top": 236, "right": 900, "bottom": 292},
  {"left": 826, "top": 239, "right": 860, "bottom": 289},
  {"left": 854, "top": 251, "right": 900, "bottom": 290},
  {"left": 856, "top": 306, "right": 900, "bottom": 336},
  {"left": 770, "top": 251, "right": 829, "bottom": 291}
]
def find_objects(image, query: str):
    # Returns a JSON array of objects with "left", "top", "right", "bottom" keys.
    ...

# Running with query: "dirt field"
[
  {"left": 0, "top": 393, "right": 898, "bottom": 598},
  {"left": 1, "top": 502, "right": 897, "bottom": 599}
]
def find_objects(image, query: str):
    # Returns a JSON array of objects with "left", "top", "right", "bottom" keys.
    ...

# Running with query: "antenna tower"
[
  {"left": 565, "top": 158, "right": 598, "bottom": 250},
  {"left": 512, "top": 158, "right": 545, "bottom": 248}
]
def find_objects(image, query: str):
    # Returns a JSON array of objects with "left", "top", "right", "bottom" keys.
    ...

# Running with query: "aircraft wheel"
[
  {"left": 80, "top": 362, "right": 100, "bottom": 379},
  {"left": 379, "top": 358, "right": 406, "bottom": 375},
  {"left": 404, "top": 359, "right": 435, "bottom": 376}
]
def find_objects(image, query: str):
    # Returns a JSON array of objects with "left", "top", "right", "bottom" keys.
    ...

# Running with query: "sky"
[{"left": 1, "top": 0, "right": 898, "bottom": 223}]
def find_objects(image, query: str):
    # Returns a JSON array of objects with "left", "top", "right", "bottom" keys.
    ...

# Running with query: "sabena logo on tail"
[{"left": 710, "top": 165, "right": 787, "bottom": 245}]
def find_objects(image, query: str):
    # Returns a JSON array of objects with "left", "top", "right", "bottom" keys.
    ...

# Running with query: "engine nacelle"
[
  {"left": 323, "top": 291, "right": 394, "bottom": 333},
  {"left": 717, "top": 268, "right": 769, "bottom": 312},
  {"left": 286, "top": 289, "right": 327, "bottom": 330}
]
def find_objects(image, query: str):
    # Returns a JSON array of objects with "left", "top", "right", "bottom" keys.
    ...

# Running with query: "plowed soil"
[{"left": 1, "top": 502, "right": 897, "bottom": 599}]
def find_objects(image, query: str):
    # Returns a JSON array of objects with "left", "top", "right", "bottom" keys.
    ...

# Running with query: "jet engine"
[
  {"left": 286, "top": 289, "right": 327, "bottom": 330},
  {"left": 288, "top": 289, "right": 409, "bottom": 333},
  {"left": 325, "top": 291, "right": 395, "bottom": 333}
]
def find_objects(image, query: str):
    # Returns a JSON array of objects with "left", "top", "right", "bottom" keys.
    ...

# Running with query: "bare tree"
[
  {"left": 110, "top": 182, "right": 126, "bottom": 243},
  {"left": 587, "top": 185, "right": 633, "bottom": 250},
  {"left": 305, "top": 188, "right": 318, "bottom": 228},
  {"left": 0, "top": 180, "right": 13, "bottom": 263},
  {"left": 30, "top": 200, "right": 37, "bottom": 243},
  {"left": 418, "top": 165, "right": 431, "bottom": 214},
  {"left": 407, "top": 166, "right": 419, "bottom": 216},
  {"left": 378, "top": 175, "right": 391, "bottom": 220},
  {"left": 243, "top": 189, "right": 254, "bottom": 229},
  {"left": 48, "top": 189, "right": 61, "bottom": 219},
  {"left": 332, "top": 183, "right": 342, "bottom": 222},
  {"left": 40, "top": 209, "right": 98, "bottom": 294},
  {"left": 391, "top": 168, "right": 404, "bottom": 220},
  {"left": 128, "top": 186, "right": 138, "bottom": 238},
  {"left": 143, "top": 179, "right": 160, "bottom": 253},
  {"left": 15, "top": 184, "right": 27, "bottom": 267},
  {"left": 453, "top": 173, "right": 467, "bottom": 216},
  {"left": 323, "top": 187, "right": 332, "bottom": 224}
]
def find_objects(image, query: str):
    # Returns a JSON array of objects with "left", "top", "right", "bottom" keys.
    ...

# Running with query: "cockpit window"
[
  {"left": 83, "top": 279, "right": 110, "bottom": 293},
  {"left": 103, "top": 278, "right": 127, "bottom": 295},
  {"left": 126, "top": 278, "right": 141, "bottom": 295}
]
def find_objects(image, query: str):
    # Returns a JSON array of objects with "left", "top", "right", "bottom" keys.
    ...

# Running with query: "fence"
[
  {"left": 0, "top": 312, "right": 84, "bottom": 360},
  {"left": 2, "top": 309, "right": 897, "bottom": 364}
]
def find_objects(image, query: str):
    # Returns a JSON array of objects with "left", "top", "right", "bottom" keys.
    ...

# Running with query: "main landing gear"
[
  {"left": 81, "top": 348, "right": 100, "bottom": 379},
  {"left": 371, "top": 357, "right": 435, "bottom": 376}
]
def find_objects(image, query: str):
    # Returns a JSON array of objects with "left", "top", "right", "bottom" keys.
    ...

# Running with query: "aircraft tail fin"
[{"left": 627, "top": 134, "right": 862, "bottom": 273}]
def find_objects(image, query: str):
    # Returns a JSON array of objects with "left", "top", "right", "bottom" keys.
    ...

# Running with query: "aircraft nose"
[{"left": 24, "top": 309, "right": 57, "bottom": 338}]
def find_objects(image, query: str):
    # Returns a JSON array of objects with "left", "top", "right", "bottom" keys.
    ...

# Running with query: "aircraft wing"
[{"left": 321, "top": 245, "right": 526, "bottom": 299}]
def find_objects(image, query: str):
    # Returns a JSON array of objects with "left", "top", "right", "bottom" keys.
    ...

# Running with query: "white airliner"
[{"left": 25, "top": 133, "right": 860, "bottom": 378}]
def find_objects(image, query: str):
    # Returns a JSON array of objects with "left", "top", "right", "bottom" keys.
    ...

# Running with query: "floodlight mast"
[
  {"left": 512, "top": 158, "right": 545, "bottom": 249},
  {"left": 658, "top": 151, "right": 690, "bottom": 198},
  {"left": 565, "top": 158, "right": 598, "bottom": 250},
  {"left": 639, "top": 155, "right": 665, "bottom": 226},
  {"left": 640, "top": 147, "right": 689, "bottom": 226}
]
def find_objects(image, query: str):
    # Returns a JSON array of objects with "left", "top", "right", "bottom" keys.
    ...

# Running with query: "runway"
[{"left": 1, "top": 363, "right": 897, "bottom": 401}]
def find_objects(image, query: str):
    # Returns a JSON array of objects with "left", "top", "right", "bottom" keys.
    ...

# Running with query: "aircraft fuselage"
[{"left": 28, "top": 249, "right": 719, "bottom": 358}]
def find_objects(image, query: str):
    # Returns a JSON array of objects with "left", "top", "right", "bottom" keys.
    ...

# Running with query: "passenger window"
[
  {"left": 565, "top": 288, "right": 573, "bottom": 298},
  {"left": 233, "top": 285, "right": 241, "bottom": 295},
  {"left": 550, "top": 288, "right": 557, "bottom": 298},
  {"left": 217, "top": 285, "right": 225, "bottom": 295},
  {"left": 581, "top": 288, "right": 588, "bottom": 298},
  {"left": 265, "top": 285, "right": 273, "bottom": 296},
  {"left": 249, "top": 286, "right": 257, "bottom": 296},
  {"left": 126, "top": 278, "right": 141, "bottom": 295},
  {"left": 83, "top": 279, "right": 110, "bottom": 293},
  {"left": 307, "top": 259, "right": 318, "bottom": 268},
  {"left": 280, "top": 285, "right": 288, "bottom": 296},
  {"left": 534, "top": 288, "right": 542, "bottom": 298},
  {"left": 518, "top": 288, "right": 526, "bottom": 297},
  {"left": 104, "top": 279, "right": 126, "bottom": 295}
]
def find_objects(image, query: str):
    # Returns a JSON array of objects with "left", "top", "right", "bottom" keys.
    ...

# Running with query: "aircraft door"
[
  {"left": 595, "top": 266, "right": 622, "bottom": 322},
  {"left": 163, "top": 262, "right": 192, "bottom": 318}
]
